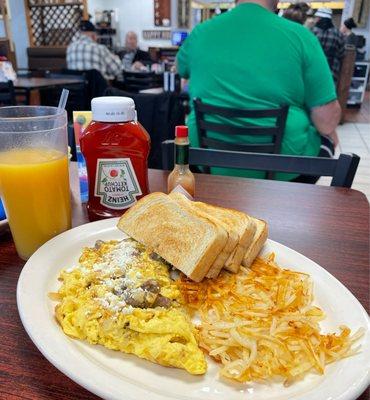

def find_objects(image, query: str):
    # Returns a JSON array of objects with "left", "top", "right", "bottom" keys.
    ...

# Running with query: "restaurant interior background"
[
  {"left": 0, "top": 0, "right": 369, "bottom": 197},
  {"left": 0, "top": 3, "right": 369, "bottom": 398}
]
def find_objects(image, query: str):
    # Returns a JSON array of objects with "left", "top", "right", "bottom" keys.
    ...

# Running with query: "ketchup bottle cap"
[
  {"left": 175, "top": 125, "right": 188, "bottom": 138},
  {"left": 91, "top": 96, "right": 136, "bottom": 123}
]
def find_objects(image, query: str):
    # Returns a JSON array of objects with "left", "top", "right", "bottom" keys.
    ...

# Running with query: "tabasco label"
[
  {"left": 94, "top": 158, "right": 142, "bottom": 209},
  {"left": 171, "top": 184, "right": 193, "bottom": 200}
]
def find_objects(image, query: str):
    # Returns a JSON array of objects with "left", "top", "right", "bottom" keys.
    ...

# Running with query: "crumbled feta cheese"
[
  {"left": 121, "top": 305, "right": 134, "bottom": 315},
  {"left": 93, "top": 262, "right": 108, "bottom": 271}
]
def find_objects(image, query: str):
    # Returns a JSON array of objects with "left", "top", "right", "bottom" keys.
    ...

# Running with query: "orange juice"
[{"left": 0, "top": 148, "right": 71, "bottom": 260}]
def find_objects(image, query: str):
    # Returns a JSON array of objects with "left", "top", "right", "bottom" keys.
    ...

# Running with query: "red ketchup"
[{"left": 80, "top": 96, "right": 150, "bottom": 221}]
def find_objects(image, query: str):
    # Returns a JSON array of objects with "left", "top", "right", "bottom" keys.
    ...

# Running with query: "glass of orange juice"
[{"left": 0, "top": 106, "right": 71, "bottom": 260}]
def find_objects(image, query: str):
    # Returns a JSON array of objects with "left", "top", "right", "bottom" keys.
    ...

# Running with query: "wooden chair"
[
  {"left": 0, "top": 80, "right": 16, "bottom": 106},
  {"left": 337, "top": 45, "right": 356, "bottom": 123},
  {"left": 27, "top": 47, "right": 67, "bottom": 71},
  {"left": 161, "top": 141, "right": 360, "bottom": 188},
  {"left": 193, "top": 98, "right": 289, "bottom": 179}
]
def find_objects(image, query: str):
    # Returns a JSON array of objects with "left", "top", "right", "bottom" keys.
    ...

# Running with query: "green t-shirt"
[{"left": 177, "top": 3, "right": 337, "bottom": 180}]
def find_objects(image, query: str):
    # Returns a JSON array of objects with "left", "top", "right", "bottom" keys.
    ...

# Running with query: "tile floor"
[{"left": 317, "top": 122, "right": 370, "bottom": 200}]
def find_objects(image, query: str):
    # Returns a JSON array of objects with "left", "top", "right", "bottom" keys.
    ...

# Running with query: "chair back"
[
  {"left": 38, "top": 69, "right": 107, "bottom": 118},
  {"left": 194, "top": 98, "right": 289, "bottom": 179},
  {"left": 0, "top": 81, "right": 16, "bottom": 106},
  {"left": 38, "top": 71, "right": 86, "bottom": 119},
  {"left": 161, "top": 141, "right": 360, "bottom": 188},
  {"left": 105, "top": 87, "right": 186, "bottom": 169},
  {"left": 27, "top": 46, "right": 67, "bottom": 71},
  {"left": 61, "top": 69, "right": 108, "bottom": 101},
  {"left": 123, "top": 71, "right": 163, "bottom": 93}
]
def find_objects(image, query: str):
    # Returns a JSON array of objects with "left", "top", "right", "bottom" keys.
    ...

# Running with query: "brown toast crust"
[
  {"left": 117, "top": 192, "right": 228, "bottom": 282},
  {"left": 242, "top": 219, "right": 269, "bottom": 268},
  {"left": 224, "top": 219, "right": 257, "bottom": 274},
  {"left": 169, "top": 193, "right": 239, "bottom": 278}
]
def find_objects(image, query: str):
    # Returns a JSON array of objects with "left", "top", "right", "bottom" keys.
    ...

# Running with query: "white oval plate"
[{"left": 17, "top": 218, "right": 370, "bottom": 400}]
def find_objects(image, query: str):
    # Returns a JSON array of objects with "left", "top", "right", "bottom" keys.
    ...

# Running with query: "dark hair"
[
  {"left": 283, "top": 4, "right": 306, "bottom": 24},
  {"left": 80, "top": 20, "right": 96, "bottom": 32},
  {"left": 344, "top": 17, "right": 357, "bottom": 30},
  {"left": 295, "top": 2, "right": 310, "bottom": 13}
]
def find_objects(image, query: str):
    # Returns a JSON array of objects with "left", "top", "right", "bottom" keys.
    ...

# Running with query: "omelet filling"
[{"left": 53, "top": 239, "right": 206, "bottom": 375}]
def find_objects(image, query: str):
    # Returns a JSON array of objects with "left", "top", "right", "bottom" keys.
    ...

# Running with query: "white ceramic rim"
[{"left": 16, "top": 218, "right": 370, "bottom": 400}]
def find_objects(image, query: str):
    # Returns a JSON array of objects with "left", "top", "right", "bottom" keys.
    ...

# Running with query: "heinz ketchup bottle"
[{"left": 80, "top": 96, "right": 150, "bottom": 221}]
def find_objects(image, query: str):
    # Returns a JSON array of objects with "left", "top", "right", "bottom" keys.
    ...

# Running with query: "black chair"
[
  {"left": 63, "top": 69, "right": 107, "bottom": 100},
  {"left": 194, "top": 98, "right": 289, "bottom": 179},
  {"left": 105, "top": 87, "right": 186, "bottom": 169},
  {"left": 122, "top": 71, "right": 163, "bottom": 93},
  {"left": 39, "top": 69, "right": 108, "bottom": 119},
  {"left": 39, "top": 72, "right": 87, "bottom": 119},
  {"left": 0, "top": 81, "right": 16, "bottom": 106},
  {"left": 161, "top": 141, "right": 360, "bottom": 188}
]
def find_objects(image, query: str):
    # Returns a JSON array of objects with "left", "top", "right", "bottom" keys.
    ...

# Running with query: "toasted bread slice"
[
  {"left": 223, "top": 217, "right": 257, "bottom": 274},
  {"left": 169, "top": 193, "right": 239, "bottom": 277},
  {"left": 242, "top": 218, "right": 268, "bottom": 268},
  {"left": 185, "top": 201, "right": 252, "bottom": 278},
  {"left": 117, "top": 192, "right": 228, "bottom": 282}
]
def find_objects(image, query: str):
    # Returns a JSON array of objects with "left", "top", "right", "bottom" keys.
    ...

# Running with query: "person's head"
[
  {"left": 314, "top": 7, "right": 333, "bottom": 23},
  {"left": 79, "top": 20, "right": 97, "bottom": 41},
  {"left": 341, "top": 17, "right": 357, "bottom": 34},
  {"left": 283, "top": 4, "right": 306, "bottom": 24},
  {"left": 125, "top": 31, "right": 138, "bottom": 51},
  {"left": 295, "top": 2, "right": 310, "bottom": 14},
  {"left": 236, "top": 0, "right": 279, "bottom": 12}
]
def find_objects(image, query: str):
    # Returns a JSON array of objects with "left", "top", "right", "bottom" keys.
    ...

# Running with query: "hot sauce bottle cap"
[
  {"left": 91, "top": 96, "right": 136, "bottom": 123},
  {"left": 175, "top": 125, "right": 188, "bottom": 138}
]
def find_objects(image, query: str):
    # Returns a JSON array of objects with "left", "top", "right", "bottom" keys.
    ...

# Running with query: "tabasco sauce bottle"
[
  {"left": 80, "top": 96, "right": 150, "bottom": 221},
  {"left": 167, "top": 126, "right": 195, "bottom": 199}
]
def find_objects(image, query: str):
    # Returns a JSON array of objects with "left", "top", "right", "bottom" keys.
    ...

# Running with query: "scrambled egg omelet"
[{"left": 53, "top": 239, "right": 206, "bottom": 375}]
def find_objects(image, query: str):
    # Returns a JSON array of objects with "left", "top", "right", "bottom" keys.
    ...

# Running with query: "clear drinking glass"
[{"left": 0, "top": 106, "right": 71, "bottom": 260}]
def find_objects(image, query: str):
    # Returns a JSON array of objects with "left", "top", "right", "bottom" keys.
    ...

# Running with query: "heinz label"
[{"left": 94, "top": 158, "right": 142, "bottom": 209}]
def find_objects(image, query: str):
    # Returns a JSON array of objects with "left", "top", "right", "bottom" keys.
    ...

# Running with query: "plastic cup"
[{"left": 0, "top": 106, "right": 71, "bottom": 260}]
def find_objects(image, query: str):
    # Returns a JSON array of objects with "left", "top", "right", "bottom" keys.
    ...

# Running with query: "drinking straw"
[
  {"left": 57, "top": 88, "right": 69, "bottom": 111},
  {"left": 56, "top": 88, "right": 69, "bottom": 154}
]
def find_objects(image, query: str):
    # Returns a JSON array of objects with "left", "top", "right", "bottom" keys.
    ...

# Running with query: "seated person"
[
  {"left": 118, "top": 31, "right": 152, "bottom": 71},
  {"left": 311, "top": 8, "right": 345, "bottom": 84},
  {"left": 67, "top": 20, "right": 122, "bottom": 80},
  {"left": 177, "top": 0, "right": 341, "bottom": 183}
]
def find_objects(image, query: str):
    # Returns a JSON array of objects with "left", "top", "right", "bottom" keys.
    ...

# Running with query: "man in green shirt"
[{"left": 176, "top": 0, "right": 341, "bottom": 181}]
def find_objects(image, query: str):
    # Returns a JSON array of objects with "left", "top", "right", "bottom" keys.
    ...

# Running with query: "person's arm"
[
  {"left": 102, "top": 46, "right": 123, "bottom": 78},
  {"left": 310, "top": 100, "right": 341, "bottom": 135},
  {"left": 310, "top": 100, "right": 341, "bottom": 145}
]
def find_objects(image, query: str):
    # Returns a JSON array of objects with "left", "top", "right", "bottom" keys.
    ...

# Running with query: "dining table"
[
  {"left": 13, "top": 76, "right": 84, "bottom": 105},
  {"left": 0, "top": 165, "right": 369, "bottom": 400}
]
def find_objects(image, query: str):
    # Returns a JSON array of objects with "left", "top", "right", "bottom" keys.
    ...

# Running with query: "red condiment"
[{"left": 80, "top": 96, "right": 150, "bottom": 221}]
